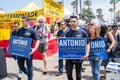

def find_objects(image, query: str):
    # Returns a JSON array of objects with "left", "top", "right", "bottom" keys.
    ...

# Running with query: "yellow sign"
[
  {"left": 43, "top": 0, "right": 64, "bottom": 18},
  {"left": 0, "top": 10, "right": 42, "bottom": 21},
  {"left": 0, "top": 14, "right": 9, "bottom": 21}
]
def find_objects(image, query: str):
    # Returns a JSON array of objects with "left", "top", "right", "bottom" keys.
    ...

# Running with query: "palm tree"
[
  {"left": 71, "top": 0, "right": 78, "bottom": 14},
  {"left": 96, "top": 8, "right": 102, "bottom": 14},
  {"left": 96, "top": 8, "right": 104, "bottom": 24},
  {"left": 61, "top": 0, "right": 64, "bottom": 4},
  {"left": 76, "top": 0, "right": 78, "bottom": 14},
  {"left": 83, "top": 0, "right": 95, "bottom": 22},
  {"left": 109, "top": 8, "right": 114, "bottom": 24},
  {"left": 79, "top": 0, "right": 82, "bottom": 13},
  {"left": 84, "top": 0, "right": 91, "bottom": 9},
  {"left": 110, "top": 0, "right": 118, "bottom": 23},
  {"left": 84, "top": 8, "right": 95, "bottom": 22}
]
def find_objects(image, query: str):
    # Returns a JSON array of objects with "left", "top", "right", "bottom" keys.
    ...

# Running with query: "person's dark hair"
[
  {"left": 70, "top": 15, "right": 78, "bottom": 20},
  {"left": 22, "top": 16, "right": 30, "bottom": 21},
  {"left": 57, "top": 22, "right": 61, "bottom": 27},
  {"left": 65, "top": 19, "right": 71, "bottom": 26},
  {"left": 14, "top": 21, "right": 19, "bottom": 25},
  {"left": 107, "top": 25, "right": 111, "bottom": 27},
  {"left": 111, "top": 24, "right": 118, "bottom": 29},
  {"left": 61, "top": 20, "right": 67, "bottom": 25},
  {"left": 100, "top": 25, "right": 108, "bottom": 38}
]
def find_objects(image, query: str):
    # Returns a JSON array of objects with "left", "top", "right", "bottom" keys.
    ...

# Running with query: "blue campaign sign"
[
  {"left": 89, "top": 39, "right": 108, "bottom": 60},
  {"left": 58, "top": 38, "right": 86, "bottom": 59},
  {"left": 8, "top": 36, "right": 32, "bottom": 59}
]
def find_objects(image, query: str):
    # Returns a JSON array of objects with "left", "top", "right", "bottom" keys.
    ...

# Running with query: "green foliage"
[
  {"left": 96, "top": 8, "right": 104, "bottom": 22},
  {"left": 83, "top": 0, "right": 95, "bottom": 22}
]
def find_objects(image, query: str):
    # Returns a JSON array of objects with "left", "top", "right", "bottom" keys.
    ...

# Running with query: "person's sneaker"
[
  {"left": 55, "top": 72, "right": 62, "bottom": 76},
  {"left": 42, "top": 71, "right": 47, "bottom": 75},
  {"left": 17, "top": 72, "right": 22, "bottom": 79},
  {"left": 17, "top": 77, "right": 22, "bottom": 80}
]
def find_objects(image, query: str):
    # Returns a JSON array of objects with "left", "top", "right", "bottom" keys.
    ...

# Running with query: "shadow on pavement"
[
  {"left": 6, "top": 73, "right": 17, "bottom": 79},
  {"left": 82, "top": 75, "right": 105, "bottom": 80},
  {"left": 100, "top": 70, "right": 104, "bottom": 74},
  {"left": 54, "top": 65, "right": 58, "bottom": 69},
  {"left": 33, "top": 67, "right": 42, "bottom": 72},
  {"left": 46, "top": 71, "right": 58, "bottom": 76},
  {"left": 83, "top": 63, "right": 90, "bottom": 66},
  {"left": 82, "top": 75, "right": 93, "bottom": 80},
  {"left": 33, "top": 67, "right": 60, "bottom": 76}
]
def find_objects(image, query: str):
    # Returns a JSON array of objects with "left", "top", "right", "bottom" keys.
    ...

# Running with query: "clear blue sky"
[
  {"left": 0, "top": 0, "right": 73, "bottom": 12},
  {"left": 0, "top": 0, "right": 120, "bottom": 23}
]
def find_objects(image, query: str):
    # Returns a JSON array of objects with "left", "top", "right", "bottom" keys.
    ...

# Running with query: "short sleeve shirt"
[
  {"left": 17, "top": 27, "right": 39, "bottom": 41},
  {"left": 57, "top": 28, "right": 70, "bottom": 37},
  {"left": 12, "top": 30, "right": 18, "bottom": 36}
]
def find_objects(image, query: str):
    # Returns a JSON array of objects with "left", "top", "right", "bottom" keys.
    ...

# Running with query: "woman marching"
[
  {"left": 88, "top": 25, "right": 103, "bottom": 80},
  {"left": 100, "top": 25, "right": 115, "bottom": 79}
]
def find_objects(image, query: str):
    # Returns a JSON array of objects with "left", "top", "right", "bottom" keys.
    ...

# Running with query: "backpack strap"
[{"left": 34, "top": 25, "right": 39, "bottom": 31}]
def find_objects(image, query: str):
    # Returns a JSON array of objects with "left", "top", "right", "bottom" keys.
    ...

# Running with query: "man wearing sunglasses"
[
  {"left": 56, "top": 21, "right": 70, "bottom": 76},
  {"left": 110, "top": 24, "right": 120, "bottom": 58},
  {"left": 35, "top": 16, "right": 48, "bottom": 75}
]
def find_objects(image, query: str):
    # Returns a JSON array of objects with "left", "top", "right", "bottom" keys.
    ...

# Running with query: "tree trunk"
[
  {"left": 76, "top": 0, "right": 78, "bottom": 14},
  {"left": 79, "top": 0, "right": 82, "bottom": 13}
]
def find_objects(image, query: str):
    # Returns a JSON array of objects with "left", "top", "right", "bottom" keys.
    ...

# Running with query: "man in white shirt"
[{"left": 35, "top": 16, "right": 48, "bottom": 75}]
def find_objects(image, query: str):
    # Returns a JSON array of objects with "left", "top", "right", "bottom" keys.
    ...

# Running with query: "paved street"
[{"left": 2, "top": 54, "right": 105, "bottom": 80}]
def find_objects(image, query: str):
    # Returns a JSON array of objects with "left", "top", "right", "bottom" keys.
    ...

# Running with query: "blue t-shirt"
[
  {"left": 66, "top": 28, "right": 89, "bottom": 63},
  {"left": 17, "top": 27, "right": 39, "bottom": 41},
  {"left": 12, "top": 30, "right": 18, "bottom": 36},
  {"left": 57, "top": 28, "right": 70, "bottom": 37},
  {"left": 66, "top": 28, "right": 89, "bottom": 43},
  {"left": 89, "top": 36, "right": 104, "bottom": 59}
]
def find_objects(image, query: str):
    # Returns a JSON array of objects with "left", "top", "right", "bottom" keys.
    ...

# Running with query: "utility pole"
[
  {"left": 113, "top": 2, "right": 116, "bottom": 23},
  {"left": 62, "top": 0, "right": 64, "bottom": 5},
  {"left": 79, "top": 0, "right": 82, "bottom": 13},
  {"left": 76, "top": 0, "right": 78, "bottom": 15}
]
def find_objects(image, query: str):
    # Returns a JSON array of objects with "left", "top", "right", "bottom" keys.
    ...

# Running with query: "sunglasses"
[
  {"left": 112, "top": 28, "right": 118, "bottom": 30},
  {"left": 61, "top": 24, "right": 65, "bottom": 26},
  {"left": 38, "top": 21, "right": 43, "bottom": 23}
]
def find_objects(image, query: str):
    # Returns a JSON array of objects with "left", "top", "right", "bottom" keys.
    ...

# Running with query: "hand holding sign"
[
  {"left": 29, "top": 48, "right": 35, "bottom": 55},
  {"left": 82, "top": 55, "right": 89, "bottom": 61}
]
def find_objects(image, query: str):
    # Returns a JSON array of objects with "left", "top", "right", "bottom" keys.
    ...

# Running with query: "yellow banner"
[
  {"left": 0, "top": 10, "right": 42, "bottom": 21},
  {"left": 43, "top": 0, "right": 64, "bottom": 18},
  {"left": 0, "top": 14, "right": 9, "bottom": 21}
]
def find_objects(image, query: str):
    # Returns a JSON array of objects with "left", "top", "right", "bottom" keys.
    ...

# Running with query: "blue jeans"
[
  {"left": 58, "top": 59, "right": 63, "bottom": 73},
  {"left": 89, "top": 59, "right": 102, "bottom": 80},
  {"left": 17, "top": 55, "right": 33, "bottom": 80}
]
